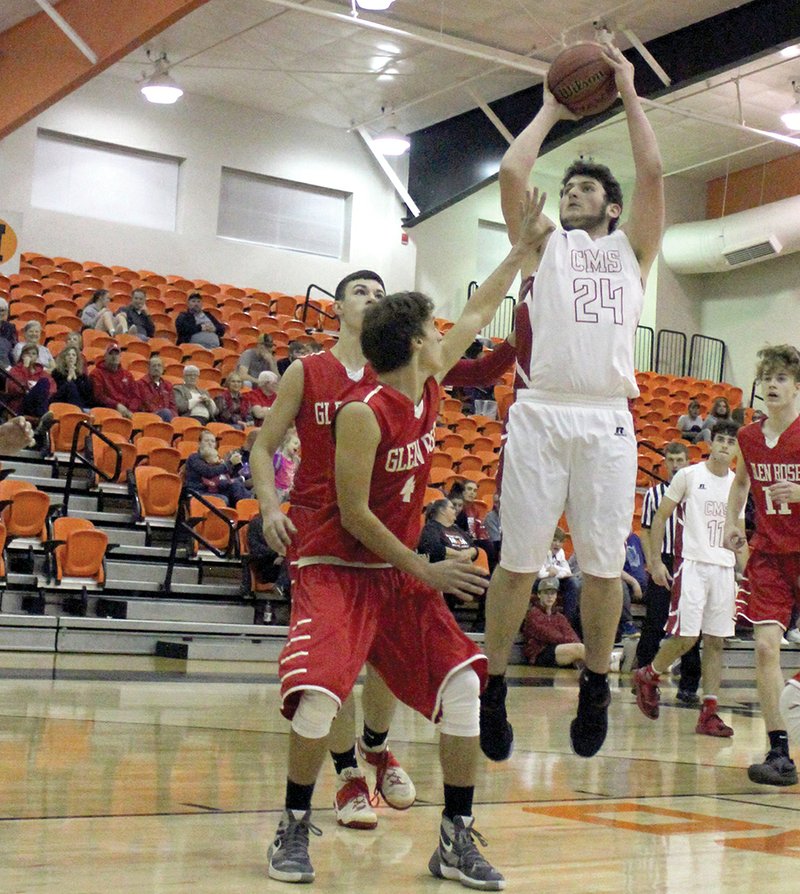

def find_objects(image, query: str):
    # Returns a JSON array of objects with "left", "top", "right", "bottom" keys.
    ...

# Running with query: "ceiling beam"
[
  {"left": 0, "top": 0, "right": 213, "bottom": 140},
  {"left": 260, "top": 0, "right": 549, "bottom": 76}
]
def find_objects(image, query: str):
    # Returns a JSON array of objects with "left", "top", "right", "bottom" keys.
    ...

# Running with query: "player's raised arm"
[
  {"left": 437, "top": 189, "right": 548, "bottom": 379},
  {"left": 250, "top": 360, "right": 304, "bottom": 554},
  {"left": 603, "top": 45, "right": 664, "bottom": 278}
]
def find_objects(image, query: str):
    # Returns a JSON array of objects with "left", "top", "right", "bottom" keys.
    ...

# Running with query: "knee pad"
[
  {"left": 439, "top": 668, "right": 480, "bottom": 737},
  {"left": 779, "top": 683, "right": 800, "bottom": 745},
  {"left": 291, "top": 690, "right": 339, "bottom": 740}
]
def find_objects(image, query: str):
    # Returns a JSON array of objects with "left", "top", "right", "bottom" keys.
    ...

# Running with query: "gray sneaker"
[
  {"left": 267, "top": 809, "right": 322, "bottom": 883},
  {"left": 748, "top": 749, "right": 798, "bottom": 786},
  {"left": 428, "top": 814, "right": 505, "bottom": 890}
]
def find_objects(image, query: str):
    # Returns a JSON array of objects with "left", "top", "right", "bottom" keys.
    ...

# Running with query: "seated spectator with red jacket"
[
  {"left": 5, "top": 343, "right": 55, "bottom": 419},
  {"left": 89, "top": 343, "right": 139, "bottom": 419},
  {"left": 522, "top": 580, "right": 585, "bottom": 668},
  {"left": 136, "top": 355, "right": 178, "bottom": 421}
]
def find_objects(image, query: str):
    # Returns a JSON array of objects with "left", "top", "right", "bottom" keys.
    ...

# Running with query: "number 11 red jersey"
[{"left": 738, "top": 416, "right": 800, "bottom": 554}]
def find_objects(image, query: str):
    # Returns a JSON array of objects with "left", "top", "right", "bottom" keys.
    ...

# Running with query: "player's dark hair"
[
  {"left": 361, "top": 291, "right": 434, "bottom": 374},
  {"left": 756, "top": 344, "right": 800, "bottom": 383},
  {"left": 664, "top": 440, "right": 689, "bottom": 458},
  {"left": 334, "top": 269, "right": 385, "bottom": 304},
  {"left": 710, "top": 419, "right": 739, "bottom": 441},
  {"left": 561, "top": 160, "right": 623, "bottom": 232},
  {"left": 447, "top": 482, "right": 465, "bottom": 501}
]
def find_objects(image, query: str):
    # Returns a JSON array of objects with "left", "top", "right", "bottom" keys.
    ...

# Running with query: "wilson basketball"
[{"left": 547, "top": 42, "right": 617, "bottom": 117}]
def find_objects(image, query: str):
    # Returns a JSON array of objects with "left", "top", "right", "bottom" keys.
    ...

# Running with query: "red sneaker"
[
  {"left": 696, "top": 712, "right": 733, "bottom": 738},
  {"left": 633, "top": 667, "right": 660, "bottom": 719}
]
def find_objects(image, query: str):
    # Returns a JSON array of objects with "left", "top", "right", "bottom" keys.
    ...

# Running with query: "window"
[
  {"left": 31, "top": 129, "right": 180, "bottom": 230},
  {"left": 217, "top": 167, "right": 350, "bottom": 259}
]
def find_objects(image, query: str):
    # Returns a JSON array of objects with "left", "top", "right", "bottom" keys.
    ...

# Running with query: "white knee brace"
[
  {"left": 779, "top": 682, "right": 800, "bottom": 745},
  {"left": 291, "top": 690, "right": 339, "bottom": 740},
  {"left": 439, "top": 668, "right": 480, "bottom": 737}
]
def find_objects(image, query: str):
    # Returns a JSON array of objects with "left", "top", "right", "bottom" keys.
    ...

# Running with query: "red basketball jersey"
[
  {"left": 290, "top": 351, "right": 377, "bottom": 512},
  {"left": 739, "top": 416, "right": 800, "bottom": 554},
  {"left": 299, "top": 377, "right": 439, "bottom": 565}
]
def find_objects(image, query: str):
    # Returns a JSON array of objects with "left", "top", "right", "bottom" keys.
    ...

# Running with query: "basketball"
[{"left": 547, "top": 42, "right": 618, "bottom": 117}]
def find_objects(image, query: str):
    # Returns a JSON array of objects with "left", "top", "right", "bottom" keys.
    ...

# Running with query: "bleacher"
[{"left": 0, "top": 250, "right": 792, "bottom": 670}]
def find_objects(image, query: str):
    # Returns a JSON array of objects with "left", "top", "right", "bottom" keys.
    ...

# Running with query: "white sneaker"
[
  {"left": 785, "top": 628, "right": 800, "bottom": 644},
  {"left": 609, "top": 648, "right": 624, "bottom": 673},
  {"left": 357, "top": 738, "right": 416, "bottom": 809},
  {"left": 334, "top": 767, "right": 377, "bottom": 829}
]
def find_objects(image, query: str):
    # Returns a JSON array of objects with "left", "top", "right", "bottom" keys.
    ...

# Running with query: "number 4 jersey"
[
  {"left": 667, "top": 463, "right": 737, "bottom": 568},
  {"left": 738, "top": 417, "right": 800, "bottom": 554},
  {"left": 519, "top": 227, "right": 642, "bottom": 399},
  {"left": 298, "top": 377, "right": 439, "bottom": 567}
]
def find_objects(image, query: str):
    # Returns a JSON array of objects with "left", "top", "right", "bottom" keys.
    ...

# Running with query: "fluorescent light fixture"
[
  {"left": 373, "top": 126, "right": 410, "bottom": 156},
  {"left": 141, "top": 54, "right": 183, "bottom": 104},
  {"left": 781, "top": 81, "right": 800, "bottom": 130},
  {"left": 356, "top": 0, "right": 395, "bottom": 10}
]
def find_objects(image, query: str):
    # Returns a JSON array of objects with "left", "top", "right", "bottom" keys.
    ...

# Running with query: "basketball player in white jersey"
[
  {"left": 480, "top": 45, "right": 665, "bottom": 760},
  {"left": 634, "top": 420, "right": 745, "bottom": 736}
]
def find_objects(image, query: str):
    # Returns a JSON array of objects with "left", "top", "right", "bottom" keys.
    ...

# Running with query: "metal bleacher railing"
[
  {"left": 299, "top": 283, "right": 337, "bottom": 328},
  {"left": 60, "top": 419, "right": 122, "bottom": 517}
]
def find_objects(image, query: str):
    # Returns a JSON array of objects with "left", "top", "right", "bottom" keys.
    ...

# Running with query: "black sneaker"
[
  {"left": 570, "top": 670, "right": 611, "bottom": 758},
  {"left": 676, "top": 689, "right": 700, "bottom": 706},
  {"left": 479, "top": 678, "right": 514, "bottom": 762},
  {"left": 748, "top": 749, "right": 798, "bottom": 786}
]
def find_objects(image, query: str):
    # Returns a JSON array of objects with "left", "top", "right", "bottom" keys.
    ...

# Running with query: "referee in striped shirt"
[{"left": 636, "top": 441, "right": 702, "bottom": 703}]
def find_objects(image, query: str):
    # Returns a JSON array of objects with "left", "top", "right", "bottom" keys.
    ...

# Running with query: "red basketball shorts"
[
  {"left": 279, "top": 563, "right": 487, "bottom": 723},
  {"left": 736, "top": 551, "right": 800, "bottom": 630}
]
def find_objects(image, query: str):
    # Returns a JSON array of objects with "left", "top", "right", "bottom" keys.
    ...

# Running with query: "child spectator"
[
  {"left": 522, "top": 580, "right": 584, "bottom": 667},
  {"left": 534, "top": 527, "right": 580, "bottom": 631},
  {"left": 273, "top": 429, "right": 300, "bottom": 502}
]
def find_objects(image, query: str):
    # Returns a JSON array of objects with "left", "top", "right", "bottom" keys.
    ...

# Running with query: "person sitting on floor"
[{"left": 522, "top": 579, "right": 586, "bottom": 669}]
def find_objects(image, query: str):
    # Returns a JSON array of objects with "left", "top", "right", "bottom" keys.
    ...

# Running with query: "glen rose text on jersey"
[
  {"left": 749, "top": 462, "right": 800, "bottom": 483},
  {"left": 314, "top": 401, "right": 341, "bottom": 425},
  {"left": 385, "top": 426, "right": 437, "bottom": 474}
]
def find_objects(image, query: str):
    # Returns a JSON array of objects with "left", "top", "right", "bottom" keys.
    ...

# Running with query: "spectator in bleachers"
[
  {"left": 51, "top": 346, "right": 93, "bottom": 410},
  {"left": 0, "top": 298, "right": 18, "bottom": 369},
  {"left": 484, "top": 494, "right": 502, "bottom": 560},
  {"left": 456, "top": 479, "right": 497, "bottom": 570},
  {"left": 185, "top": 429, "right": 251, "bottom": 505},
  {"left": 418, "top": 498, "right": 481, "bottom": 564},
  {"left": 677, "top": 398, "right": 705, "bottom": 443},
  {"left": 534, "top": 527, "right": 580, "bottom": 633},
  {"left": 447, "top": 482, "right": 465, "bottom": 515},
  {"left": 276, "top": 339, "right": 312, "bottom": 375},
  {"left": 136, "top": 355, "right": 178, "bottom": 421},
  {"left": 273, "top": 429, "right": 300, "bottom": 502},
  {"left": 215, "top": 371, "right": 254, "bottom": 429},
  {"left": 89, "top": 343, "right": 139, "bottom": 419},
  {"left": 12, "top": 321, "right": 54, "bottom": 370},
  {"left": 175, "top": 292, "right": 225, "bottom": 348},
  {"left": 173, "top": 365, "right": 217, "bottom": 422},
  {"left": 247, "top": 371, "right": 280, "bottom": 424},
  {"left": 6, "top": 343, "right": 56, "bottom": 419},
  {"left": 237, "top": 334, "right": 279, "bottom": 385},
  {"left": 700, "top": 396, "right": 731, "bottom": 443},
  {"left": 619, "top": 531, "right": 647, "bottom": 638},
  {"left": 120, "top": 289, "right": 155, "bottom": 342},
  {"left": 80, "top": 289, "right": 130, "bottom": 337}
]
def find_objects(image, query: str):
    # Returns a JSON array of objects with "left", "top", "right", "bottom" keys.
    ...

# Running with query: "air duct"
[{"left": 662, "top": 194, "right": 800, "bottom": 274}]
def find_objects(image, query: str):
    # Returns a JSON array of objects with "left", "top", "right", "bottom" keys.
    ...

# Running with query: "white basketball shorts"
[
  {"left": 667, "top": 558, "right": 736, "bottom": 638},
  {"left": 499, "top": 391, "right": 636, "bottom": 577}
]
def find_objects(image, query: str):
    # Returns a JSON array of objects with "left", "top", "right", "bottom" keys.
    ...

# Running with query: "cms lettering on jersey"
[
  {"left": 570, "top": 248, "right": 622, "bottom": 273},
  {"left": 384, "top": 426, "right": 437, "bottom": 473},
  {"left": 749, "top": 463, "right": 800, "bottom": 483},
  {"left": 314, "top": 400, "right": 342, "bottom": 425},
  {"left": 704, "top": 500, "right": 727, "bottom": 517}
]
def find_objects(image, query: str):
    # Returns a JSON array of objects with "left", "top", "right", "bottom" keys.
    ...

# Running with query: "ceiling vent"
[
  {"left": 723, "top": 236, "right": 782, "bottom": 267},
  {"left": 662, "top": 195, "right": 800, "bottom": 274}
]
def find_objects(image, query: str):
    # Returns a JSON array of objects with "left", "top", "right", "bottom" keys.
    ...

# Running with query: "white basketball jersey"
[
  {"left": 666, "top": 463, "right": 737, "bottom": 567},
  {"left": 519, "top": 227, "right": 643, "bottom": 399}
]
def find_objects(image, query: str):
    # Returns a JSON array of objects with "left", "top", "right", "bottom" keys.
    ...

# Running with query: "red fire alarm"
[{"left": 401, "top": 232, "right": 409, "bottom": 245}]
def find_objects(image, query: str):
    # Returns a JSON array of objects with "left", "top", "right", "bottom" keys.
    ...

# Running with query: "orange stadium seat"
[
  {"left": 92, "top": 433, "right": 136, "bottom": 484},
  {"left": 50, "top": 517, "right": 108, "bottom": 585},
  {"left": 0, "top": 483, "right": 50, "bottom": 542},
  {"left": 187, "top": 495, "right": 237, "bottom": 556},
  {"left": 133, "top": 466, "right": 182, "bottom": 521},
  {"left": 49, "top": 411, "right": 91, "bottom": 455}
]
